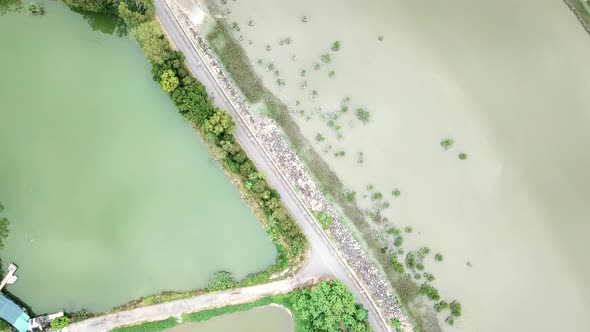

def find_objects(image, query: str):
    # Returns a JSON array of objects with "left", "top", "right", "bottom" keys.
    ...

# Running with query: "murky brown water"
[{"left": 195, "top": 0, "right": 590, "bottom": 330}]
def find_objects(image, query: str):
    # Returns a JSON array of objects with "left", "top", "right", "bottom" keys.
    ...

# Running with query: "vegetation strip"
[
  {"left": 202, "top": 3, "right": 425, "bottom": 329},
  {"left": 111, "top": 280, "right": 371, "bottom": 332},
  {"left": 563, "top": 0, "right": 590, "bottom": 35},
  {"left": 165, "top": 3, "right": 404, "bottom": 331}
]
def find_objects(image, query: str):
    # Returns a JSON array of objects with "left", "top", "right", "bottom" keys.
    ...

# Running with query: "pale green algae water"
[
  {"left": 165, "top": 306, "right": 293, "bottom": 332},
  {"left": 0, "top": 1, "right": 275, "bottom": 313}
]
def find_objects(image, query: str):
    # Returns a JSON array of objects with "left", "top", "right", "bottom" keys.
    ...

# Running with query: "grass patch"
[{"left": 111, "top": 318, "right": 178, "bottom": 332}]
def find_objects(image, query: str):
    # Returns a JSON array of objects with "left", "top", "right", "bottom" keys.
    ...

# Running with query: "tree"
[
  {"left": 131, "top": 21, "right": 171, "bottom": 64},
  {"left": 0, "top": 0, "right": 23, "bottom": 16},
  {"left": 50, "top": 316, "right": 70, "bottom": 329},
  {"left": 292, "top": 280, "right": 370, "bottom": 332},
  {"left": 203, "top": 109, "right": 235, "bottom": 137},
  {"left": 118, "top": 1, "right": 153, "bottom": 28},
  {"left": 159, "top": 69, "right": 179, "bottom": 93}
]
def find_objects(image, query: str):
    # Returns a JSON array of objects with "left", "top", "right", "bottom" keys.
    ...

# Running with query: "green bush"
[
  {"left": 314, "top": 211, "right": 334, "bottom": 230},
  {"left": 293, "top": 280, "right": 370, "bottom": 332},
  {"left": 390, "top": 255, "right": 405, "bottom": 274},
  {"left": 207, "top": 271, "right": 236, "bottom": 292},
  {"left": 50, "top": 316, "right": 70, "bottom": 329},
  {"left": 27, "top": 2, "right": 45, "bottom": 15},
  {"left": 159, "top": 69, "right": 179, "bottom": 93},
  {"left": 405, "top": 252, "right": 416, "bottom": 269}
]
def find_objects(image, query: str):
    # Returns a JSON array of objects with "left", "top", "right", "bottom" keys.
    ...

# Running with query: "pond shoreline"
[{"left": 562, "top": 0, "right": 590, "bottom": 34}]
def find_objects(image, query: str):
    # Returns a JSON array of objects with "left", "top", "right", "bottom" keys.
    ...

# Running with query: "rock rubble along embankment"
[{"left": 168, "top": 0, "right": 408, "bottom": 328}]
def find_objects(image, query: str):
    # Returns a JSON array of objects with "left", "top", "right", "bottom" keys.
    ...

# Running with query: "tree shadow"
[
  {"left": 0, "top": 0, "right": 23, "bottom": 16},
  {"left": 72, "top": 7, "right": 127, "bottom": 37}
]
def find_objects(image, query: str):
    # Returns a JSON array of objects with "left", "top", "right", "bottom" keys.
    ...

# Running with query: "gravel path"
[{"left": 68, "top": 278, "right": 304, "bottom": 332}]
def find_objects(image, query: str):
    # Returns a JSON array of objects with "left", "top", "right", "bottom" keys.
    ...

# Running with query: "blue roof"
[{"left": 0, "top": 294, "right": 29, "bottom": 332}]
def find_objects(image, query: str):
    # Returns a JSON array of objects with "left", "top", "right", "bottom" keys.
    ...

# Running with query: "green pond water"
[
  {"left": 165, "top": 306, "right": 293, "bottom": 332},
  {"left": 0, "top": 1, "right": 276, "bottom": 314}
]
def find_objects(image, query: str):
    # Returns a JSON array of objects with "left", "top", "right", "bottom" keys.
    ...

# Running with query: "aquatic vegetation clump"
[
  {"left": 27, "top": 2, "right": 45, "bottom": 15},
  {"left": 278, "top": 37, "right": 292, "bottom": 45},
  {"left": 372, "top": 192, "right": 383, "bottom": 201},
  {"left": 390, "top": 254, "right": 405, "bottom": 274},
  {"left": 207, "top": 271, "right": 237, "bottom": 291},
  {"left": 434, "top": 301, "right": 449, "bottom": 313},
  {"left": 331, "top": 40, "right": 341, "bottom": 52},
  {"left": 357, "top": 151, "right": 364, "bottom": 164},
  {"left": 310, "top": 89, "right": 318, "bottom": 100},
  {"left": 419, "top": 284, "right": 440, "bottom": 301},
  {"left": 423, "top": 272, "right": 435, "bottom": 282},
  {"left": 345, "top": 191, "right": 356, "bottom": 203},
  {"left": 355, "top": 108, "right": 370, "bottom": 124},
  {"left": 440, "top": 138, "right": 454, "bottom": 150}
]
